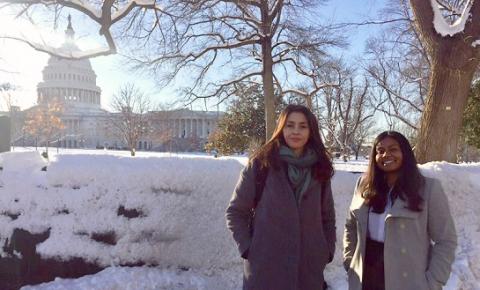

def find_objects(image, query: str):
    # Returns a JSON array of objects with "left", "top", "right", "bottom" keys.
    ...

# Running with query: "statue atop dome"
[{"left": 65, "top": 15, "right": 74, "bottom": 40}]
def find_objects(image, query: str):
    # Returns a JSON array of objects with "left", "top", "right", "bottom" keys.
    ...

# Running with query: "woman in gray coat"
[
  {"left": 226, "top": 104, "right": 336, "bottom": 290},
  {"left": 343, "top": 131, "right": 457, "bottom": 290}
]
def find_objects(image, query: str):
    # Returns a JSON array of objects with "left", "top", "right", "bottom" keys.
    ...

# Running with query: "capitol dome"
[
  {"left": 17, "top": 16, "right": 221, "bottom": 151},
  {"left": 37, "top": 16, "right": 102, "bottom": 112}
]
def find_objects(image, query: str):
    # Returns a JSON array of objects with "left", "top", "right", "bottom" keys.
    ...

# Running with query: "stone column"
[
  {"left": 191, "top": 119, "right": 194, "bottom": 137},
  {"left": 182, "top": 119, "right": 185, "bottom": 138},
  {"left": 197, "top": 119, "right": 201, "bottom": 137},
  {"left": 175, "top": 119, "right": 180, "bottom": 138},
  {"left": 193, "top": 119, "right": 198, "bottom": 137}
]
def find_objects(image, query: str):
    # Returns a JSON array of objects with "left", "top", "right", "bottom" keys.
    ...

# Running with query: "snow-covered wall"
[
  {"left": 0, "top": 152, "right": 244, "bottom": 270},
  {"left": 0, "top": 151, "right": 479, "bottom": 289}
]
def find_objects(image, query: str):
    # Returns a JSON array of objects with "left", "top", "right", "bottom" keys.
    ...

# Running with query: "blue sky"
[
  {"left": 0, "top": 0, "right": 387, "bottom": 112},
  {"left": 324, "top": 0, "right": 386, "bottom": 56}
]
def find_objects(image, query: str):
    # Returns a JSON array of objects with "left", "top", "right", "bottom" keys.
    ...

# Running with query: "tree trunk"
[
  {"left": 409, "top": 0, "right": 480, "bottom": 163},
  {"left": 261, "top": 5, "right": 275, "bottom": 141},
  {"left": 262, "top": 43, "right": 275, "bottom": 141},
  {"left": 305, "top": 95, "right": 313, "bottom": 110},
  {"left": 415, "top": 64, "right": 476, "bottom": 163}
]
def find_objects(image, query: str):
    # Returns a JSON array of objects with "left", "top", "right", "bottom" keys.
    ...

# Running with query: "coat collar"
[
  {"left": 387, "top": 197, "right": 420, "bottom": 219},
  {"left": 350, "top": 192, "right": 419, "bottom": 223}
]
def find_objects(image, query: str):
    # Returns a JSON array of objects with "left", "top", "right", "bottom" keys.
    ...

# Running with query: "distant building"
[{"left": 12, "top": 17, "right": 222, "bottom": 152}]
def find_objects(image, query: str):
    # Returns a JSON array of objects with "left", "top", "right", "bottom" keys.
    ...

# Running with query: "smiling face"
[
  {"left": 282, "top": 111, "right": 310, "bottom": 156},
  {"left": 375, "top": 136, "right": 403, "bottom": 177}
]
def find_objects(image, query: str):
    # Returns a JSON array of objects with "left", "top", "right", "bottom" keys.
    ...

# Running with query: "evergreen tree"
[
  {"left": 206, "top": 84, "right": 284, "bottom": 155},
  {"left": 462, "top": 82, "right": 480, "bottom": 149}
]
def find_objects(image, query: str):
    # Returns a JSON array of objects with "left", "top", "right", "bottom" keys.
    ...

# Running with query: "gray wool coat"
[
  {"left": 226, "top": 160, "right": 336, "bottom": 290},
  {"left": 343, "top": 176, "right": 457, "bottom": 290}
]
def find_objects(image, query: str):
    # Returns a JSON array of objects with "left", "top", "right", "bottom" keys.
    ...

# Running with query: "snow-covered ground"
[{"left": 0, "top": 148, "right": 478, "bottom": 290}]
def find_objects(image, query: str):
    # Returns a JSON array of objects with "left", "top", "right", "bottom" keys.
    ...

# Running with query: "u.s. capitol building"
[{"left": 12, "top": 18, "right": 222, "bottom": 152}]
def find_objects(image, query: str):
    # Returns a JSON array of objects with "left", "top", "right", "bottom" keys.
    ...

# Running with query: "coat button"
[
  {"left": 400, "top": 223, "right": 405, "bottom": 229},
  {"left": 401, "top": 248, "right": 407, "bottom": 254},
  {"left": 402, "top": 272, "right": 408, "bottom": 278}
]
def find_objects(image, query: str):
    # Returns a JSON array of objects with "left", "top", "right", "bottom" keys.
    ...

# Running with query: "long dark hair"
[
  {"left": 250, "top": 104, "right": 333, "bottom": 181},
  {"left": 361, "top": 131, "right": 424, "bottom": 212}
]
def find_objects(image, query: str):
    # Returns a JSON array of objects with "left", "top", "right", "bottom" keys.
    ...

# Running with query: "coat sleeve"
[
  {"left": 343, "top": 176, "right": 362, "bottom": 271},
  {"left": 225, "top": 161, "right": 257, "bottom": 259},
  {"left": 425, "top": 178, "right": 457, "bottom": 288},
  {"left": 321, "top": 180, "right": 336, "bottom": 262}
]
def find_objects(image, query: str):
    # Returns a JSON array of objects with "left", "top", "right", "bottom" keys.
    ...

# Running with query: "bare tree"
[
  {"left": 0, "top": 1, "right": 159, "bottom": 59},
  {"left": 354, "top": 0, "right": 480, "bottom": 162},
  {"left": 316, "top": 83, "right": 339, "bottom": 150},
  {"left": 122, "top": 0, "right": 344, "bottom": 139},
  {"left": 110, "top": 83, "right": 152, "bottom": 156},
  {"left": 365, "top": 26, "right": 427, "bottom": 131},
  {"left": 23, "top": 97, "right": 65, "bottom": 156},
  {"left": 408, "top": 0, "right": 480, "bottom": 162},
  {"left": 0, "top": 0, "right": 343, "bottom": 141},
  {"left": 327, "top": 74, "right": 376, "bottom": 161},
  {"left": 313, "top": 62, "right": 376, "bottom": 158},
  {"left": 148, "top": 104, "right": 178, "bottom": 152},
  {"left": 351, "top": 119, "right": 375, "bottom": 160}
]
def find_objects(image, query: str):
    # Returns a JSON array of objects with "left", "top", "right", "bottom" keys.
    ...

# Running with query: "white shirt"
[{"left": 368, "top": 187, "right": 394, "bottom": 242}]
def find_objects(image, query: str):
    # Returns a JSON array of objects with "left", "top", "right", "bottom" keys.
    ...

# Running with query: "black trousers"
[{"left": 362, "top": 238, "right": 385, "bottom": 290}]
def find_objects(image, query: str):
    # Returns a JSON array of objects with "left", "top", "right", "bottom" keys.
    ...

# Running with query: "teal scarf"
[{"left": 279, "top": 145, "right": 318, "bottom": 203}]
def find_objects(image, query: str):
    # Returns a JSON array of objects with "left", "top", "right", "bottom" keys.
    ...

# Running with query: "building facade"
[{"left": 12, "top": 18, "right": 221, "bottom": 152}]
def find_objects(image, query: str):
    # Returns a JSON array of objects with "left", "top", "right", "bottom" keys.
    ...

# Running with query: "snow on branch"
[
  {"left": 431, "top": 0, "right": 473, "bottom": 36},
  {"left": 0, "top": 0, "right": 161, "bottom": 59},
  {"left": 2, "top": 0, "right": 102, "bottom": 19},
  {"left": 1, "top": 36, "right": 115, "bottom": 59}
]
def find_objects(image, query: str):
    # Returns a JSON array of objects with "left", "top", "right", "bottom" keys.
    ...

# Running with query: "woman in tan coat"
[
  {"left": 226, "top": 104, "right": 335, "bottom": 290},
  {"left": 343, "top": 131, "right": 457, "bottom": 290}
]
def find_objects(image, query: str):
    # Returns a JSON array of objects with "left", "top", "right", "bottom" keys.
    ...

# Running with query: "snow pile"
[
  {"left": 0, "top": 151, "right": 47, "bottom": 193},
  {"left": 0, "top": 153, "right": 244, "bottom": 271},
  {"left": 420, "top": 162, "right": 480, "bottom": 290},
  {"left": 21, "top": 267, "right": 237, "bottom": 290},
  {"left": 0, "top": 151, "right": 47, "bottom": 173},
  {"left": 0, "top": 151, "right": 477, "bottom": 289}
]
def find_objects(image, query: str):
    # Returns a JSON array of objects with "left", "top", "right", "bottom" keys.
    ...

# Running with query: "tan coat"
[
  {"left": 226, "top": 160, "right": 336, "bottom": 290},
  {"left": 343, "top": 176, "right": 457, "bottom": 290}
]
